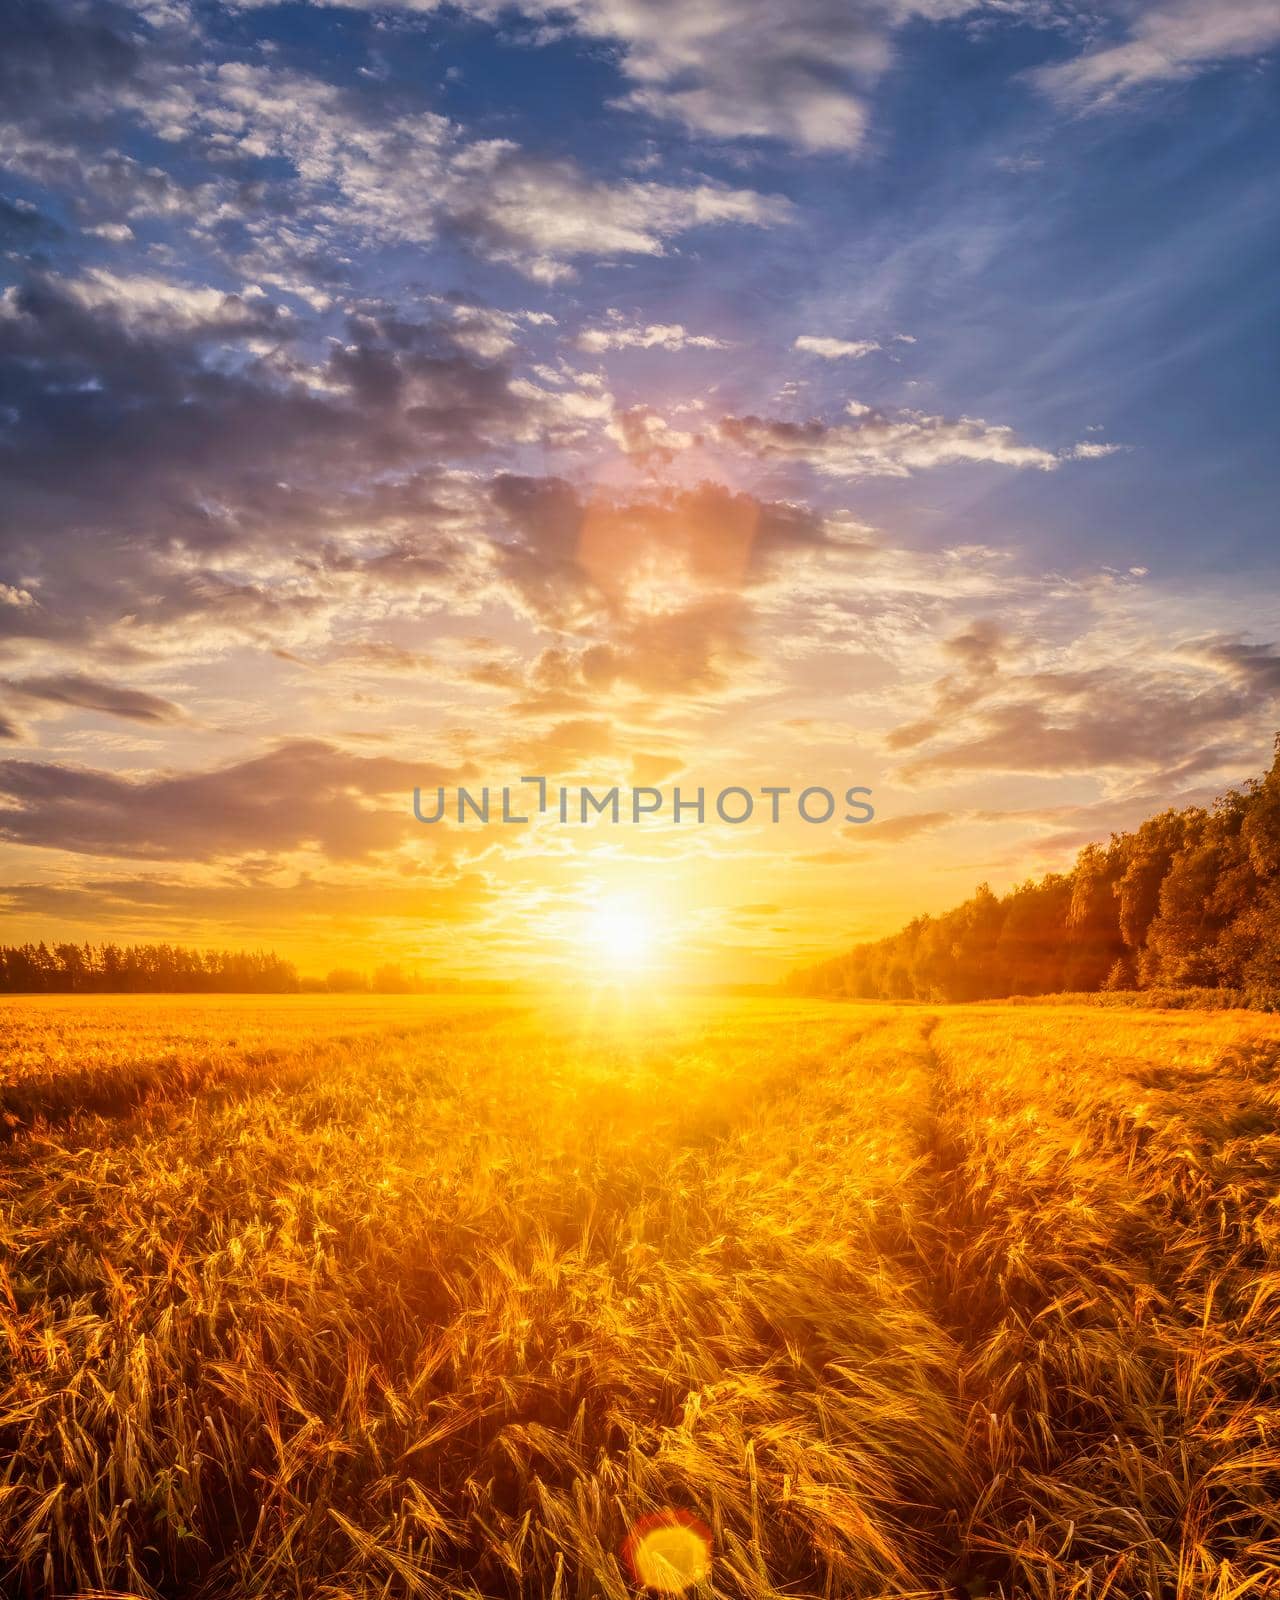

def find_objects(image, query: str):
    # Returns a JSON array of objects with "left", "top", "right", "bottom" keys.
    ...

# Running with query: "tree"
[
  {"left": 325, "top": 967, "right": 369, "bottom": 993},
  {"left": 789, "top": 732, "right": 1280, "bottom": 1005}
]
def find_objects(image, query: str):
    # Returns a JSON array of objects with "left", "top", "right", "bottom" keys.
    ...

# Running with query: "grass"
[{"left": 0, "top": 993, "right": 1278, "bottom": 1598}]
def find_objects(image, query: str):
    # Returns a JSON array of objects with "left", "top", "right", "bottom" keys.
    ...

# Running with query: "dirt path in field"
[
  {"left": 894, "top": 1012, "right": 1158, "bottom": 1593},
  {"left": 886, "top": 1009, "right": 1280, "bottom": 1598}
]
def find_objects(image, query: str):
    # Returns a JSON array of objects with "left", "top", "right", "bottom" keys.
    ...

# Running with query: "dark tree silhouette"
[
  {"left": 0, "top": 942, "right": 300, "bottom": 993},
  {"left": 789, "top": 735, "right": 1280, "bottom": 1006}
]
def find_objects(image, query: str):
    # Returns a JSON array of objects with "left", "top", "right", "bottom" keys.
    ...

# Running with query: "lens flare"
[{"left": 621, "top": 1510, "right": 713, "bottom": 1593}]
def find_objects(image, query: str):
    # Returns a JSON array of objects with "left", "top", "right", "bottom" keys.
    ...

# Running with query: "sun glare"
[{"left": 583, "top": 895, "right": 659, "bottom": 972}]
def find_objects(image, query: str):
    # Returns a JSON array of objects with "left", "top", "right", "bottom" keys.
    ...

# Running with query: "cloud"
[
  {"left": 141, "top": 61, "right": 791, "bottom": 283},
  {"left": 794, "top": 334, "right": 880, "bottom": 359},
  {"left": 508, "top": 715, "right": 620, "bottom": 774},
  {"left": 507, "top": 370, "right": 616, "bottom": 439},
  {"left": 4, "top": 672, "right": 185, "bottom": 723},
  {"left": 0, "top": 128, "right": 222, "bottom": 234},
  {"left": 511, "top": 598, "right": 755, "bottom": 705},
  {"left": 0, "top": 279, "right": 547, "bottom": 652},
  {"left": 1, "top": 14, "right": 791, "bottom": 282},
  {"left": 1066, "top": 440, "right": 1128, "bottom": 459},
  {"left": 941, "top": 617, "right": 1008, "bottom": 678},
  {"left": 896, "top": 697, "right": 1246, "bottom": 782},
  {"left": 0, "top": 868, "right": 496, "bottom": 938},
  {"left": 224, "top": 0, "right": 1037, "bottom": 154},
  {"left": 83, "top": 220, "right": 134, "bottom": 241},
  {"left": 0, "top": 739, "right": 458, "bottom": 860},
  {"left": 1033, "top": 1, "right": 1280, "bottom": 108},
  {"left": 886, "top": 618, "right": 1011, "bottom": 750},
  {"left": 886, "top": 623, "right": 1280, "bottom": 783},
  {"left": 435, "top": 301, "right": 553, "bottom": 360},
  {"left": 491, "top": 476, "right": 830, "bottom": 628},
  {"left": 459, "top": 477, "right": 842, "bottom": 752},
  {"left": 846, "top": 809, "right": 954, "bottom": 843},
  {"left": 1185, "top": 636, "right": 1280, "bottom": 695},
  {"left": 606, "top": 404, "right": 698, "bottom": 463},
  {"left": 51, "top": 267, "right": 289, "bottom": 337},
  {"left": 470, "top": 0, "right": 990, "bottom": 154},
  {"left": 443, "top": 146, "right": 793, "bottom": 283},
  {"left": 577, "top": 318, "right": 728, "bottom": 353},
  {"left": 719, "top": 404, "right": 1060, "bottom": 478}
]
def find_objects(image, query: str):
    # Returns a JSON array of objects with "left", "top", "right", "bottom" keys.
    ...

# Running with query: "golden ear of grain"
[{"left": 1, "top": 993, "right": 1278, "bottom": 1598}]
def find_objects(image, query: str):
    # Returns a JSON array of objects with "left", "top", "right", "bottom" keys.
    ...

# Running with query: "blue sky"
[{"left": 1, "top": 0, "right": 1278, "bottom": 975}]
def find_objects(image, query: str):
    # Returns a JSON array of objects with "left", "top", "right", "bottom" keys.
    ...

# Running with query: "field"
[{"left": 1, "top": 995, "right": 1279, "bottom": 1600}]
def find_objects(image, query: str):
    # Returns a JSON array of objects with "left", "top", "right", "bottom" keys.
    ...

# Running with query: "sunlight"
[{"left": 583, "top": 894, "right": 659, "bottom": 973}]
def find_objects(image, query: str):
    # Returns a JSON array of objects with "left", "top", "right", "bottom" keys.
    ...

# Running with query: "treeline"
[
  {"left": 0, "top": 942, "right": 300, "bottom": 994},
  {"left": 789, "top": 735, "right": 1280, "bottom": 1005},
  {"left": 0, "top": 945, "right": 485, "bottom": 996}
]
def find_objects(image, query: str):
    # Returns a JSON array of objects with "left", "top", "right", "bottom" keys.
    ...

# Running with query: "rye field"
[{"left": 1, "top": 994, "right": 1278, "bottom": 1600}]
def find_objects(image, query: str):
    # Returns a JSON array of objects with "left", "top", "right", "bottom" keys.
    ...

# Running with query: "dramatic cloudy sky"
[{"left": 1, "top": 0, "right": 1278, "bottom": 979}]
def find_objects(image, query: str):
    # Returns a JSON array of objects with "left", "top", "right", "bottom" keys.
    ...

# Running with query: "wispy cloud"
[
  {"left": 794, "top": 335, "right": 880, "bottom": 359},
  {"left": 719, "top": 404, "right": 1060, "bottom": 478},
  {"left": 578, "top": 318, "right": 728, "bottom": 353},
  {"left": 4, "top": 672, "right": 185, "bottom": 726},
  {"left": 1034, "top": 0, "right": 1280, "bottom": 108},
  {"left": 887, "top": 623, "right": 1280, "bottom": 784}
]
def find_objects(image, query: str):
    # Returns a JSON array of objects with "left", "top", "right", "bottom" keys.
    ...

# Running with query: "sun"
[{"left": 583, "top": 894, "right": 659, "bottom": 973}]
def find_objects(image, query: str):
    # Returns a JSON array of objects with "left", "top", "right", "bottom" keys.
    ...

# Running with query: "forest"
[
  {"left": 789, "top": 734, "right": 1280, "bottom": 1005},
  {"left": 0, "top": 943, "right": 459, "bottom": 994},
  {"left": 0, "top": 942, "right": 300, "bottom": 994}
]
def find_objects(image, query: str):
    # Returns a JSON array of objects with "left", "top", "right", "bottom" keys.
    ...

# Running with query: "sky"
[{"left": 1, "top": 0, "right": 1279, "bottom": 983}]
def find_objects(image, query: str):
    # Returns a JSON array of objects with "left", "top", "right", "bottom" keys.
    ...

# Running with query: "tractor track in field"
[{"left": 885, "top": 1010, "right": 1280, "bottom": 1599}]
